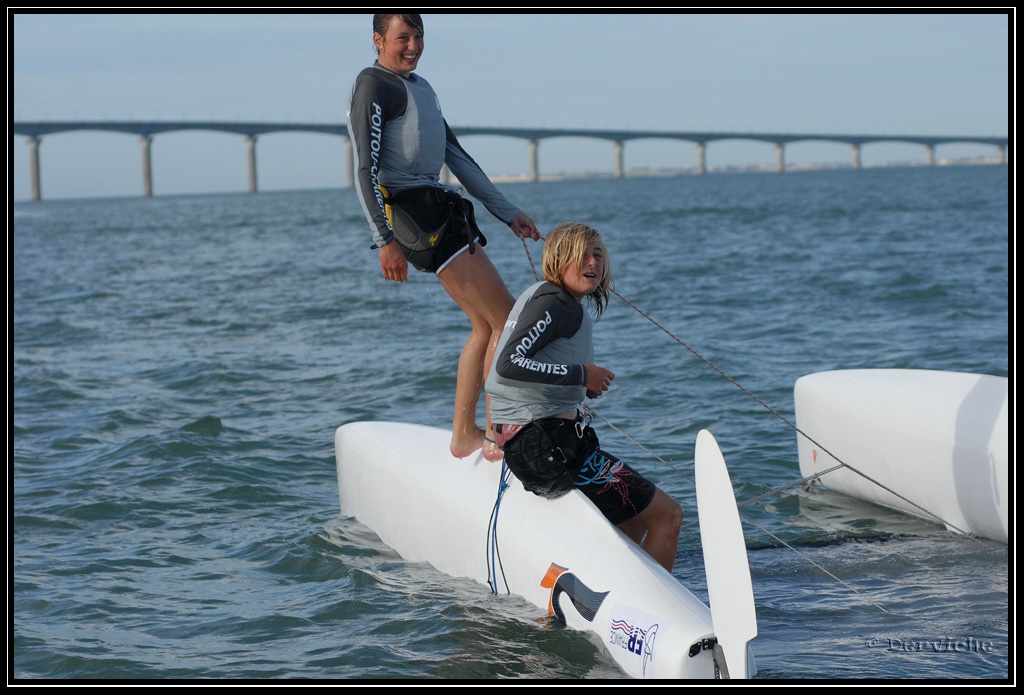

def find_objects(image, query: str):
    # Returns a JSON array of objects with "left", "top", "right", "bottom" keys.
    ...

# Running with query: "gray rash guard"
[
  {"left": 486, "top": 281, "right": 594, "bottom": 425},
  {"left": 347, "top": 63, "right": 521, "bottom": 249}
]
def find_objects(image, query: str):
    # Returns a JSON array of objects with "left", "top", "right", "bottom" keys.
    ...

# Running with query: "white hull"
[
  {"left": 795, "top": 369, "right": 1008, "bottom": 543},
  {"left": 335, "top": 421, "right": 756, "bottom": 679}
]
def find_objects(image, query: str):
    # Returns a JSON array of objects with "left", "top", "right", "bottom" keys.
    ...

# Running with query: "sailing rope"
[
  {"left": 589, "top": 399, "right": 890, "bottom": 606},
  {"left": 486, "top": 460, "right": 513, "bottom": 595},
  {"left": 517, "top": 236, "right": 979, "bottom": 541}
]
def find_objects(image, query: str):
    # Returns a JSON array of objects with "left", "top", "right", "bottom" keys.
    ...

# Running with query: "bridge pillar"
[
  {"left": 613, "top": 141, "right": 623, "bottom": 178},
  {"left": 344, "top": 137, "right": 353, "bottom": 188},
  {"left": 851, "top": 144, "right": 861, "bottom": 169},
  {"left": 140, "top": 135, "right": 153, "bottom": 197},
  {"left": 997, "top": 145, "right": 1005, "bottom": 165},
  {"left": 528, "top": 139, "right": 538, "bottom": 182},
  {"left": 27, "top": 136, "right": 42, "bottom": 201},
  {"left": 440, "top": 163, "right": 450, "bottom": 185},
  {"left": 925, "top": 144, "right": 935, "bottom": 166},
  {"left": 245, "top": 135, "right": 258, "bottom": 193},
  {"left": 696, "top": 142, "right": 706, "bottom": 175},
  {"left": 775, "top": 143, "right": 785, "bottom": 173}
]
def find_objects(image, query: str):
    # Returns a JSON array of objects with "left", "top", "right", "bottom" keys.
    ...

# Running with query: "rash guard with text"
[
  {"left": 486, "top": 281, "right": 594, "bottom": 425},
  {"left": 347, "top": 63, "right": 520, "bottom": 249}
]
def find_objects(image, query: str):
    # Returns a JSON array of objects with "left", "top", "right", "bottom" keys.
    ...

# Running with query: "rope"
[
  {"left": 737, "top": 511, "right": 893, "bottom": 614},
  {"left": 608, "top": 285, "right": 977, "bottom": 538},
  {"left": 486, "top": 460, "right": 512, "bottom": 596},
  {"left": 520, "top": 236, "right": 541, "bottom": 280},
  {"left": 587, "top": 407, "right": 693, "bottom": 484}
]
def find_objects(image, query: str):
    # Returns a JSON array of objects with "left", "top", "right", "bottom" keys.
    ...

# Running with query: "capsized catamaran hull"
[
  {"left": 795, "top": 369, "right": 1008, "bottom": 543},
  {"left": 335, "top": 421, "right": 756, "bottom": 679}
]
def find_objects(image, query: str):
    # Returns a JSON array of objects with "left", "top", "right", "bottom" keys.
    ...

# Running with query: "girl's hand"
[
  {"left": 510, "top": 212, "right": 541, "bottom": 241},
  {"left": 585, "top": 364, "right": 615, "bottom": 398},
  {"left": 379, "top": 241, "right": 409, "bottom": 283}
]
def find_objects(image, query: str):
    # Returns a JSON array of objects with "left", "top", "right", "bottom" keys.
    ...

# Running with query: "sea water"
[{"left": 13, "top": 164, "right": 1009, "bottom": 680}]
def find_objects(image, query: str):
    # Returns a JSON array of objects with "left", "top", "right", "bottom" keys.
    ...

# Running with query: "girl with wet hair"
[{"left": 486, "top": 223, "right": 684, "bottom": 572}]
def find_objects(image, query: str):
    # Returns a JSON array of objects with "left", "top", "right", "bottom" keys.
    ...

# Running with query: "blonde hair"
[{"left": 542, "top": 222, "right": 613, "bottom": 317}]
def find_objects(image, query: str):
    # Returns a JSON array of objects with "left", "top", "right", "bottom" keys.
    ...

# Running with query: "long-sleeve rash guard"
[
  {"left": 486, "top": 281, "right": 594, "bottom": 424},
  {"left": 347, "top": 63, "right": 521, "bottom": 249}
]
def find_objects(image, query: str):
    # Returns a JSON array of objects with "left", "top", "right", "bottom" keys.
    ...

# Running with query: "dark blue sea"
[{"left": 12, "top": 164, "right": 1010, "bottom": 680}]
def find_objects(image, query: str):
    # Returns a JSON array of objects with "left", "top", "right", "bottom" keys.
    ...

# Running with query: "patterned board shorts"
[
  {"left": 573, "top": 447, "right": 656, "bottom": 526},
  {"left": 497, "top": 418, "right": 656, "bottom": 525}
]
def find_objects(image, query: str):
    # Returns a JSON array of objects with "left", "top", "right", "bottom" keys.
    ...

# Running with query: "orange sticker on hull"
[{"left": 540, "top": 563, "right": 568, "bottom": 615}]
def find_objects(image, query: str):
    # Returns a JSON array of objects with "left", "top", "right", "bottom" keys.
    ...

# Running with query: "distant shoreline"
[
  {"left": 481, "top": 156, "right": 1007, "bottom": 184},
  {"left": 12, "top": 156, "right": 1006, "bottom": 203}
]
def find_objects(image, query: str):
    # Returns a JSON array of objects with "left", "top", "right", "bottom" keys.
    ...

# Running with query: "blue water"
[{"left": 13, "top": 165, "right": 1009, "bottom": 680}]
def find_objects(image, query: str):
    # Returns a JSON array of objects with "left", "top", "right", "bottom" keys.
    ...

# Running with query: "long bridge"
[{"left": 12, "top": 120, "right": 1010, "bottom": 201}]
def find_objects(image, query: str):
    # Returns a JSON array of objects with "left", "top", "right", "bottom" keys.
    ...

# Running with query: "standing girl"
[{"left": 348, "top": 13, "right": 541, "bottom": 460}]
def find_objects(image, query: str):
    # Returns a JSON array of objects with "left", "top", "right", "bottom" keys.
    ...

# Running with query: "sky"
[{"left": 9, "top": 11, "right": 1012, "bottom": 201}]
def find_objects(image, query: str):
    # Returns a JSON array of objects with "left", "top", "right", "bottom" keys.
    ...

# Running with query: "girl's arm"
[{"left": 493, "top": 292, "right": 586, "bottom": 386}]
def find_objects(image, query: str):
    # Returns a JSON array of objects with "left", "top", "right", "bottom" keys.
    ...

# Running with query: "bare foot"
[{"left": 450, "top": 428, "right": 485, "bottom": 459}]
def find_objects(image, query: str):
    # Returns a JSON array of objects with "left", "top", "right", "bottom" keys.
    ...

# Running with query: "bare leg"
[
  {"left": 616, "top": 488, "right": 683, "bottom": 572},
  {"left": 437, "top": 247, "right": 514, "bottom": 459}
]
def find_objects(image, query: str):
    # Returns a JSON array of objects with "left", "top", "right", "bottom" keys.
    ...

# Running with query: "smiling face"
[{"left": 374, "top": 15, "right": 424, "bottom": 77}]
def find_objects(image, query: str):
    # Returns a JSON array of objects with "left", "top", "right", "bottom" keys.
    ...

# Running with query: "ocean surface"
[{"left": 13, "top": 164, "right": 1009, "bottom": 681}]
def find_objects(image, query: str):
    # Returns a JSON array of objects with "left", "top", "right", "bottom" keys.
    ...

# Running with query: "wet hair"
[
  {"left": 542, "top": 222, "right": 613, "bottom": 318},
  {"left": 373, "top": 14, "right": 424, "bottom": 55}
]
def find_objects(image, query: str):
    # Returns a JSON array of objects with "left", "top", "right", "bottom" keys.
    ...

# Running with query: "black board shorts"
[
  {"left": 386, "top": 186, "right": 488, "bottom": 274},
  {"left": 401, "top": 225, "right": 487, "bottom": 275}
]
